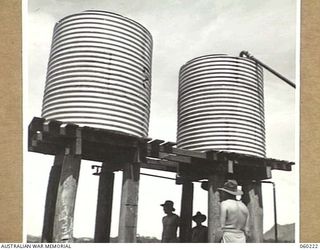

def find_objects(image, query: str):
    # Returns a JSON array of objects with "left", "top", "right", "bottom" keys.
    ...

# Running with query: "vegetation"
[
  {"left": 263, "top": 223, "right": 295, "bottom": 243},
  {"left": 27, "top": 235, "right": 160, "bottom": 243},
  {"left": 27, "top": 223, "right": 295, "bottom": 243}
]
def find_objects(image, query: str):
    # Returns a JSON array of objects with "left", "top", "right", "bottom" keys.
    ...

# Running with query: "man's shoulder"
[
  {"left": 172, "top": 213, "right": 180, "bottom": 219},
  {"left": 164, "top": 213, "right": 179, "bottom": 219},
  {"left": 221, "top": 199, "right": 234, "bottom": 206},
  {"left": 221, "top": 199, "right": 247, "bottom": 209},
  {"left": 238, "top": 201, "right": 249, "bottom": 212},
  {"left": 171, "top": 213, "right": 180, "bottom": 223}
]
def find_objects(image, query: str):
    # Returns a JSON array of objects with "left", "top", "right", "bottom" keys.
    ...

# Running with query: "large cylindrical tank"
[
  {"left": 177, "top": 54, "right": 265, "bottom": 157},
  {"left": 41, "top": 10, "right": 152, "bottom": 137}
]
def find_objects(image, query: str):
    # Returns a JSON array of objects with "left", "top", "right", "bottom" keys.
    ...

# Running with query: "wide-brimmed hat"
[
  {"left": 160, "top": 200, "right": 175, "bottom": 211},
  {"left": 192, "top": 211, "right": 206, "bottom": 222},
  {"left": 218, "top": 180, "right": 243, "bottom": 196}
]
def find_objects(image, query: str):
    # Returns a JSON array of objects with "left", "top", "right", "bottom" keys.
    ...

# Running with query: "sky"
[{"left": 25, "top": 0, "right": 297, "bottom": 240}]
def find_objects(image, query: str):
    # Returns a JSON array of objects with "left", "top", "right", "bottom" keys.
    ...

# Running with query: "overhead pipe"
[{"left": 240, "top": 51, "right": 296, "bottom": 89}]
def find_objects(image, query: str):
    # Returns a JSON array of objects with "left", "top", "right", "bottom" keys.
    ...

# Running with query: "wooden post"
[
  {"left": 53, "top": 130, "right": 82, "bottom": 243},
  {"left": 94, "top": 164, "right": 115, "bottom": 243},
  {"left": 179, "top": 181, "right": 194, "bottom": 242},
  {"left": 207, "top": 175, "right": 224, "bottom": 243},
  {"left": 118, "top": 162, "right": 140, "bottom": 242},
  {"left": 41, "top": 153, "right": 64, "bottom": 242},
  {"left": 242, "top": 182, "right": 264, "bottom": 243}
]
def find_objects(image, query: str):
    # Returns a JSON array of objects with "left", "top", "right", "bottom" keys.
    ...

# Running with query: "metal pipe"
[
  {"left": 140, "top": 172, "right": 204, "bottom": 183},
  {"left": 140, "top": 172, "right": 176, "bottom": 181},
  {"left": 272, "top": 183, "right": 278, "bottom": 243},
  {"left": 240, "top": 51, "right": 296, "bottom": 89},
  {"left": 261, "top": 180, "right": 278, "bottom": 243}
]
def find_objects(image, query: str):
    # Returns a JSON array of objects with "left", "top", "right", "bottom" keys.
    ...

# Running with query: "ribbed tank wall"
[
  {"left": 41, "top": 10, "right": 153, "bottom": 137},
  {"left": 177, "top": 54, "right": 265, "bottom": 157}
]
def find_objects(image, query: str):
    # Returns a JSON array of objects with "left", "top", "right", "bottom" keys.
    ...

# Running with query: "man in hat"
[
  {"left": 191, "top": 211, "right": 208, "bottom": 243},
  {"left": 217, "top": 180, "right": 250, "bottom": 243},
  {"left": 160, "top": 200, "right": 180, "bottom": 242}
]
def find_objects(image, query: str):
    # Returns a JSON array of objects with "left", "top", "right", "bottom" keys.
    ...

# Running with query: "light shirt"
[{"left": 220, "top": 199, "right": 249, "bottom": 233}]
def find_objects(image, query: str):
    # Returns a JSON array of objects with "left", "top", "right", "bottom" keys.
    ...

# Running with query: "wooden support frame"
[
  {"left": 28, "top": 117, "right": 293, "bottom": 175},
  {"left": 94, "top": 163, "right": 115, "bottom": 243},
  {"left": 52, "top": 129, "right": 82, "bottom": 243},
  {"left": 242, "top": 181, "right": 264, "bottom": 243},
  {"left": 118, "top": 152, "right": 141, "bottom": 243},
  {"left": 207, "top": 175, "right": 225, "bottom": 243},
  {"left": 27, "top": 117, "right": 293, "bottom": 243},
  {"left": 41, "top": 153, "right": 64, "bottom": 243},
  {"left": 179, "top": 181, "right": 194, "bottom": 242}
]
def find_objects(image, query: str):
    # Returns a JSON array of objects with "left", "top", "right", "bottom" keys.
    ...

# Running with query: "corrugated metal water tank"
[
  {"left": 177, "top": 54, "right": 265, "bottom": 157},
  {"left": 41, "top": 10, "right": 153, "bottom": 137}
]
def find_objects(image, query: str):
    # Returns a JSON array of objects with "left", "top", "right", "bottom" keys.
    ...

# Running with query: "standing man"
[
  {"left": 160, "top": 200, "right": 180, "bottom": 243},
  {"left": 218, "top": 180, "right": 250, "bottom": 243},
  {"left": 191, "top": 211, "right": 208, "bottom": 243}
]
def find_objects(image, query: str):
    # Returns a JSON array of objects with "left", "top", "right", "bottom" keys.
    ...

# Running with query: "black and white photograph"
[{"left": 25, "top": 0, "right": 298, "bottom": 244}]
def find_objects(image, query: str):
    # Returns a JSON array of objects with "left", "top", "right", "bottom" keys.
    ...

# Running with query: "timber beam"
[{"left": 28, "top": 117, "right": 294, "bottom": 181}]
